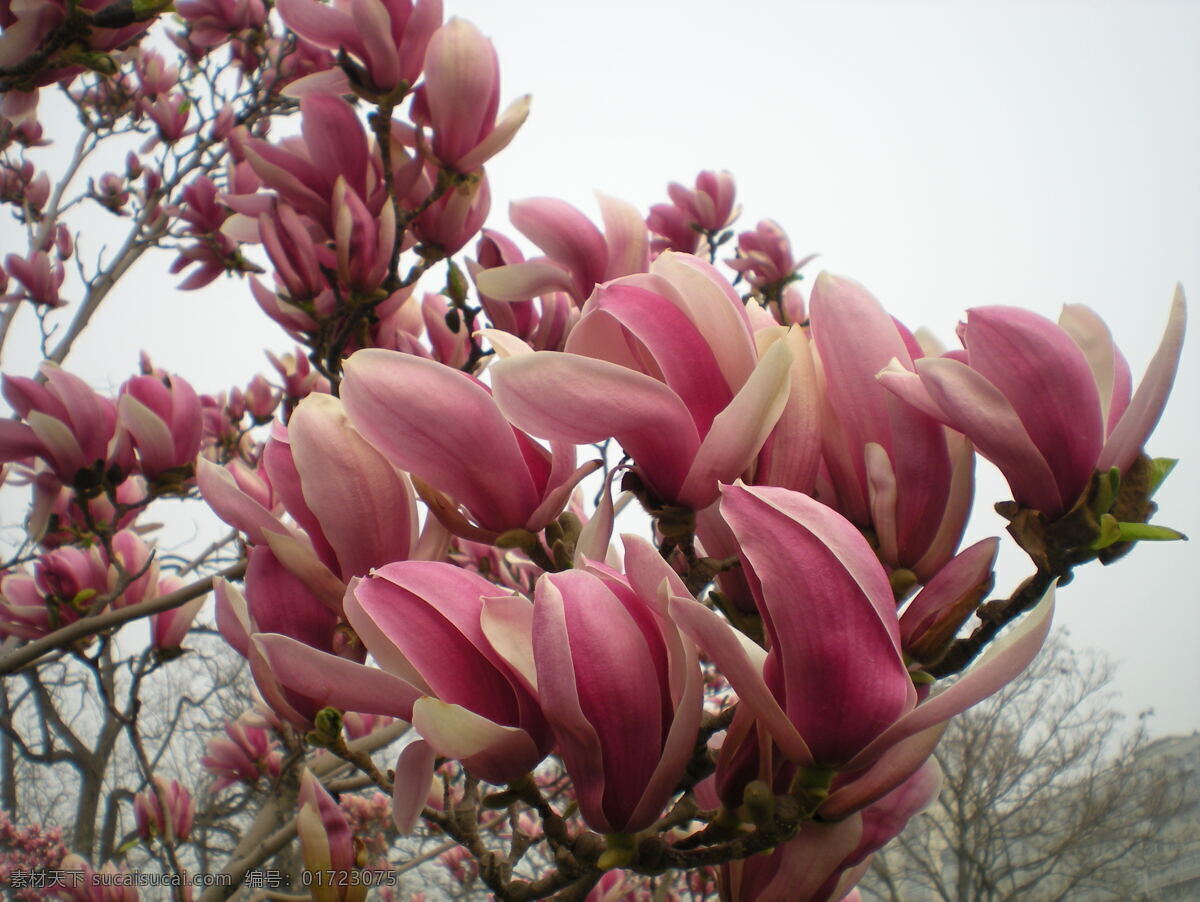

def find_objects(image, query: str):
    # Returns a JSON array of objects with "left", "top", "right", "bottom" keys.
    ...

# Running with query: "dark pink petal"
[
  {"left": 341, "top": 350, "right": 541, "bottom": 532},
  {"left": 288, "top": 393, "right": 415, "bottom": 579},
  {"left": 253, "top": 633, "right": 422, "bottom": 717},
  {"left": 571, "top": 281, "right": 733, "bottom": 435},
  {"left": 491, "top": 351, "right": 700, "bottom": 503},
  {"left": 722, "top": 485, "right": 911, "bottom": 766}
]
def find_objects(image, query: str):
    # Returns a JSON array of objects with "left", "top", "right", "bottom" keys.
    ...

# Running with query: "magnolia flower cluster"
[{"left": 195, "top": 234, "right": 1182, "bottom": 900}]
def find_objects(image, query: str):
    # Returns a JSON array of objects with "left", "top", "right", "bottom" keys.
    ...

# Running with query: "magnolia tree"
[{"left": 0, "top": 1, "right": 1189, "bottom": 901}]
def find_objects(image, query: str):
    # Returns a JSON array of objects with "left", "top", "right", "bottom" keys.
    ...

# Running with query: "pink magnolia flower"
[
  {"left": 201, "top": 711, "right": 283, "bottom": 791},
  {"left": 168, "top": 176, "right": 241, "bottom": 290},
  {"left": 3, "top": 250, "right": 64, "bottom": 307},
  {"left": 879, "top": 287, "right": 1187, "bottom": 519},
  {"left": 673, "top": 484, "right": 1052, "bottom": 810},
  {"left": 474, "top": 194, "right": 649, "bottom": 306},
  {"left": 133, "top": 777, "right": 194, "bottom": 843},
  {"left": 411, "top": 18, "right": 530, "bottom": 172},
  {"left": 253, "top": 561, "right": 553, "bottom": 828},
  {"left": 808, "top": 273, "right": 973, "bottom": 579},
  {"left": 726, "top": 219, "right": 815, "bottom": 295},
  {"left": 0, "top": 544, "right": 109, "bottom": 639},
  {"left": 533, "top": 536, "right": 703, "bottom": 834},
  {"left": 176, "top": 0, "right": 266, "bottom": 48},
  {"left": 340, "top": 348, "right": 599, "bottom": 542},
  {"left": 140, "top": 92, "right": 194, "bottom": 146},
  {"left": 276, "top": 0, "right": 441, "bottom": 96},
  {"left": 413, "top": 169, "right": 491, "bottom": 255},
  {"left": 646, "top": 200, "right": 701, "bottom": 256},
  {"left": 200, "top": 392, "right": 419, "bottom": 611},
  {"left": 232, "top": 94, "right": 381, "bottom": 236},
  {"left": 668, "top": 170, "right": 739, "bottom": 232},
  {"left": 266, "top": 347, "right": 331, "bottom": 410},
  {"left": 297, "top": 770, "right": 367, "bottom": 902},
  {"left": 490, "top": 252, "right": 794, "bottom": 511},
  {"left": 134, "top": 50, "right": 178, "bottom": 98},
  {"left": 0, "top": 363, "right": 132, "bottom": 488},
  {"left": 56, "top": 855, "right": 139, "bottom": 902},
  {"left": 118, "top": 373, "right": 204, "bottom": 483},
  {"left": 648, "top": 170, "right": 739, "bottom": 256}
]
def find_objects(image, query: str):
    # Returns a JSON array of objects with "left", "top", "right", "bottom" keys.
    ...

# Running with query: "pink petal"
[
  {"left": 457, "top": 94, "right": 530, "bottom": 172},
  {"left": 350, "top": 0, "right": 402, "bottom": 91},
  {"left": 392, "top": 739, "right": 436, "bottom": 832},
  {"left": 253, "top": 633, "right": 422, "bottom": 718},
  {"left": 531, "top": 575, "right": 608, "bottom": 828},
  {"left": 668, "top": 595, "right": 812, "bottom": 765},
  {"left": 676, "top": 336, "right": 794, "bottom": 508},
  {"left": 491, "top": 351, "right": 700, "bottom": 502},
  {"left": 197, "top": 459, "right": 279, "bottom": 542},
  {"left": 596, "top": 191, "right": 649, "bottom": 279},
  {"left": 538, "top": 570, "right": 666, "bottom": 831},
  {"left": 118, "top": 394, "right": 174, "bottom": 475},
  {"left": 650, "top": 252, "right": 756, "bottom": 389},
  {"left": 300, "top": 94, "right": 369, "bottom": 200},
  {"left": 288, "top": 393, "right": 415, "bottom": 579},
  {"left": 341, "top": 350, "right": 541, "bottom": 532},
  {"left": 473, "top": 261, "right": 576, "bottom": 302},
  {"left": 818, "top": 722, "right": 946, "bottom": 820},
  {"left": 1098, "top": 284, "right": 1186, "bottom": 473},
  {"left": 572, "top": 281, "right": 734, "bottom": 434},
  {"left": 752, "top": 326, "right": 822, "bottom": 495},
  {"left": 889, "top": 357, "right": 1066, "bottom": 516},
  {"left": 412, "top": 697, "right": 542, "bottom": 784},
  {"left": 509, "top": 198, "right": 607, "bottom": 301}
]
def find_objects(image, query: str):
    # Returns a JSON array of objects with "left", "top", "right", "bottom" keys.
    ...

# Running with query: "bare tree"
[{"left": 859, "top": 634, "right": 1192, "bottom": 902}]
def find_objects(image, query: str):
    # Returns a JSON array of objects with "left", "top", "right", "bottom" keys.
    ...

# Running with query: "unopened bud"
[{"left": 739, "top": 780, "right": 776, "bottom": 828}]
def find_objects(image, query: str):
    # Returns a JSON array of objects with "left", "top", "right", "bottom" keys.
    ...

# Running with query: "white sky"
[{"left": 2, "top": 0, "right": 1197, "bottom": 734}]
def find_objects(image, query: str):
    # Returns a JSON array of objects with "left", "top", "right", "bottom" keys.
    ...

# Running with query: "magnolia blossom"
[
  {"left": 809, "top": 272, "right": 973, "bottom": 579},
  {"left": 0, "top": 544, "right": 108, "bottom": 639},
  {"left": 490, "top": 252, "right": 794, "bottom": 510},
  {"left": 133, "top": 777, "right": 194, "bottom": 843},
  {"left": 411, "top": 18, "right": 530, "bottom": 172},
  {"left": 252, "top": 561, "right": 553, "bottom": 827},
  {"left": 117, "top": 373, "right": 204, "bottom": 482},
  {"left": 297, "top": 770, "right": 368, "bottom": 902},
  {"left": 879, "top": 287, "right": 1186, "bottom": 519},
  {"left": 201, "top": 711, "right": 283, "bottom": 791},
  {"left": 533, "top": 537, "right": 703, "bottom": 833},
  {"left": 674, "top": 484, "right": 1053, "bottom": 814},
  {"left": 276, "top": 0, "right": 441, "bottom": 96},
  {"left": 0, "top": 363, "right": 132, "bottom": 487}
]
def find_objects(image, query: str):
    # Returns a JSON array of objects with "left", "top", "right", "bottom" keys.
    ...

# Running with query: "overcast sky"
[{"left": 3, "top": 0, "right": 1197, "bottom": 734}]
